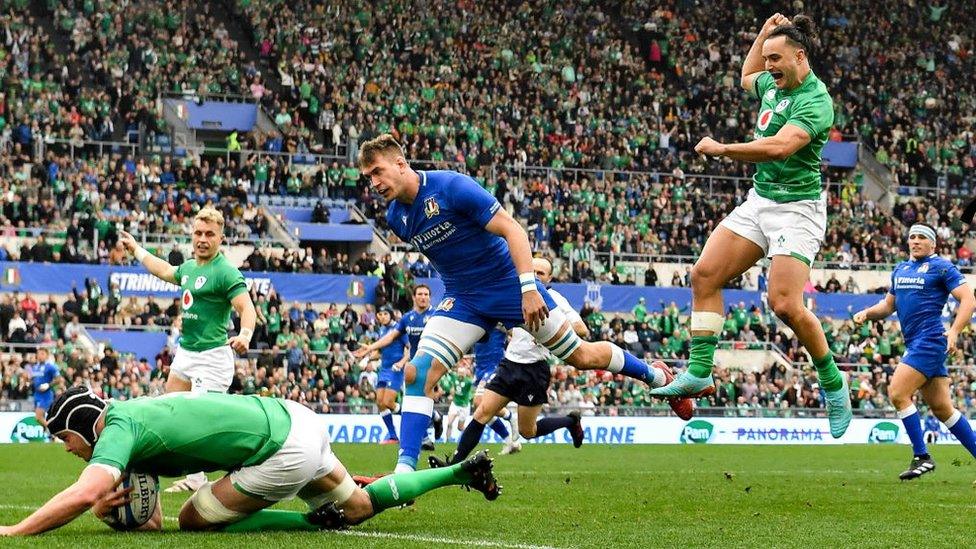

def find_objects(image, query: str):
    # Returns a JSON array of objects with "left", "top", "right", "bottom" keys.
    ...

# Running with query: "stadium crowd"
[
  {"left": 2, "top": 284, "right": 976, "bottom": 418},
  {"left": 0, "top": 0, "right": 973, "bottom": 420}
]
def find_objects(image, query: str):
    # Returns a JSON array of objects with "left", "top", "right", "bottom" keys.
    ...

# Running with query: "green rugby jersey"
[
  {"left": 89, "top": 393, "right": 292, "bottom": 477},
  {"left": 173, "top": 253, "right": 247, "bottom": 351},
  {"left": 750, "top": 70, "right": 834, "bottom": 202},
  {"left": 452, "top": 377, "right": 474, "bottom": 407}
]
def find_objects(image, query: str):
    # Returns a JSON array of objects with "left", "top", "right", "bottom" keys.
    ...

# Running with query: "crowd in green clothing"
[{"left": 5, "top": 284, "right": 976, "bottom": 419}]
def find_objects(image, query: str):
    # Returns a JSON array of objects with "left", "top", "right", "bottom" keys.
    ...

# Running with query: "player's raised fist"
[
  {"left": 695, "top": 136, "right": 725, "bottom": 157},
  {"left": 852, "top": 310, "right": 868, "bottom": 324},
  {"left": 760, "top": 13, "right": 790, "bottom": 37},
  {"left": 117, "top": 230, "right": 138, "bottom": 254}
]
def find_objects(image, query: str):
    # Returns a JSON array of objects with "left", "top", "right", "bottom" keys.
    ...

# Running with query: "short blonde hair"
[
  {"left": 194, "top": 206, "right": 225, "bottom": 228},
  {"left": 358, "top": 133, "right": 405, "bottom": 169}
]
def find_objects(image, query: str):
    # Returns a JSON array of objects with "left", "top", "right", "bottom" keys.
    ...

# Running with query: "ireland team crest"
[
  {"left": 424, "top": 197, "right": 440, "bottom": 219},
  {"left": 194, "top": 276, "right": 207, "bottom": 289}
]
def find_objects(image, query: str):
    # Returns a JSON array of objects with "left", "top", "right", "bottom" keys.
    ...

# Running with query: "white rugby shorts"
[
  {"left": 720, "top": 188, "right": 826, "bottom": 266},
  {"left": 230, "top": 400, "right": 337, "bottom": 501},
  {"left": 170, "top": 345, "right": 236, "bottom": 392}
]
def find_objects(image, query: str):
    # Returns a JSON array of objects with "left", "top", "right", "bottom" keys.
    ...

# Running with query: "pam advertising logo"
[
  {"left": 680, "top": 420, "right": 714, "bottom": 444},
  {"left": 868, "top": 421, "right": 900, "bottom": 444},
  {"left": 10, "top": 416, "right": 48, "bottom": 443}
]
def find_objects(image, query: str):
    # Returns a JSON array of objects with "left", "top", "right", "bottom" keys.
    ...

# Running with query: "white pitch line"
[
  {"left": 0, "top": 504, "right": 564, "bottom": 549},
  {"left": 333, "top": 529, "right": 562, "bottom": 549}
]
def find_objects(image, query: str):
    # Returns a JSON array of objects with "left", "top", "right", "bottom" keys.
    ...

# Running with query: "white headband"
[{"left": 909, "top": 224, "right": 936, "bottom": 242}]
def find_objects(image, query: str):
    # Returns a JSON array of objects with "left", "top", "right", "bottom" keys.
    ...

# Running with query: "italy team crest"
[
  {"left": 918, "top": 263, "right": 929, "bottom": 273},
  {"left": 424, "top": 197, "right": 440, "bottom": 219}
]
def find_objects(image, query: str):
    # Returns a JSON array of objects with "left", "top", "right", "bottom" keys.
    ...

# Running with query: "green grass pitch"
[{"left": 0, "top": 443, "right": 974, "bottom": 548}]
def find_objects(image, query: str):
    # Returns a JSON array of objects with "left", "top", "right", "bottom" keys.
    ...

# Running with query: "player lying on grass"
[
  {"left": 0, "top": 388, "right": 499, "bottom": 536},
  {"left": 431, "top": 258, "right": 694, "bottom": 469},
  {"left": 853, "top": 224, "right": 976, "bottom": 480}
]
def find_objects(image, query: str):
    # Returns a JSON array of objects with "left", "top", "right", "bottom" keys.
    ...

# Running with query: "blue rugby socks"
[{"left": 897, "top": 405, "right": 928, "bottom": 457}]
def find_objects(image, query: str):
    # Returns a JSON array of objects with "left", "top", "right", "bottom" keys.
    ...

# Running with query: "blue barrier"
[
  {"left": 274, "top": 207, "right": 351, "bottom": 223},
  {"left": 0, "top": 261, "right": 937, "bottom": 319},
  {"left": 86, "top": 329, "right": 169, "bottom": 361},
  {"left": 184, "top": 101, "right": 257, "bottom": 132},
  {"left": 821, "top": 141, "right": 858, "bottom": 168},
  {"left": 287, "top": 221, "right": 374, "bottom": 242}
]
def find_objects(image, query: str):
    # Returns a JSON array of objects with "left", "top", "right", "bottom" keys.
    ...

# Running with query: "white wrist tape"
[
  {"left": 134, "top": 247, "right": 148, "bottom": 262},
  {"left": 239, "top": 328, "right": 253, "bottom": 342},
  {"left": 518, "top": 272, "right": 536, "bottom": 294}
]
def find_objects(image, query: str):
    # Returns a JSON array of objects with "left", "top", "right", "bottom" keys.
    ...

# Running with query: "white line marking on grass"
[
  {"left": 510, "top": 469, "right": 885, "bottom": 475},
  {"left": 334, "top": 529, "right": 562, "bottom": 549},
  {"left": 0, "top": 504, "right": 564, "bottom": 548}
]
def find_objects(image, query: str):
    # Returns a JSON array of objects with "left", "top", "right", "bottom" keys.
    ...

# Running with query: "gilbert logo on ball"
[
  {"left": 680, "top": 420, "right": 714, "bottom": 444},
  {"left": 757, "top": 109, "right": 774, "bottom": 131},
  {"left": 868, "top": 421, "right": 899, "bottom": 444}
]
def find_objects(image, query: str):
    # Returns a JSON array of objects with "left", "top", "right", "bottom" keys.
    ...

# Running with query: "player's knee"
[
  {"left": 690, "top": 262, "right": 720, "bottom": 290},
  {"left": 181, "top": 482, "right": 245, "bottom": 531},
  {"left": 341, "top": 489, "right": 375, "bottom": 525},
  {"left": 888, "top": 388, "right": 912, "bottom": 409},
  {"left": 930, "top": 402, "right": 955, "bottom": 422},
  {"left": 404, "top": 363, "right": 416, "bottom": 385},
  {"left": 519, "top": 424, "right": 537, "bottom": 439},
  {"left": 178, "top": 497, "right": 212, "bottom": 531},
  {"left": 472, "top": 405, "right": 494, "bottom": 424},
  {"left": 768, "top": 295, "right": 800, "bottom": 324},
  {"left": 564, "top": 342, "right": 596, "bottom": 369}
]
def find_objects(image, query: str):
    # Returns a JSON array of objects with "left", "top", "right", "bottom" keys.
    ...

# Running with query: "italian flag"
[
  {"left": 347, "top": 279, "right": 365, "bottom": 298},
  {"left": 3, "top": 267, "right": 19, "bottom": 286}
]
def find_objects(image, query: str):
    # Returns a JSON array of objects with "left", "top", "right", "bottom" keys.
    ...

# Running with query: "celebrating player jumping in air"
[
  {"left": 359, "top": 134, "right": 693, "bottom": 473},
  {"left": 0, "top": 388, "right": 498, "bottom": 535},
  {"left": 118, "top": 206, "right": 257, "bottom": 492},
  {"left": 650, "top": 13, "right": 854, "bottom": 439},
  {"left": 853, "top": 225, "right": 976, "bottom": 480}
]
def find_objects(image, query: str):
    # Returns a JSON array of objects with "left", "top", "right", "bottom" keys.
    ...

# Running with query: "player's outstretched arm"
[
  {"left": 946, "top": 283, "right": 975, "bottom": 356},
  {"left": 118, "top": 230, "right": 178, "bottom": 284},
  {"left": 853, "top": 294, "right": 897, "bottom": 324},
  {"left": 0, "top": 465, "right": 117, "bottom": 535},
  {"left": 741, "top": 13, "right": 790, "bottom": 92},
  {"left": 485, "top": 209, "right": 549, "bottom": 331},
  {"left": 353, "top": 328, "right": 403, "bottom": 358}
]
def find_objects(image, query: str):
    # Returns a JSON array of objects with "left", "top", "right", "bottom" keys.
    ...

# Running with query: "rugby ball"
[{"left": 103, "top": 473, "right": 159, "bottom": 530}]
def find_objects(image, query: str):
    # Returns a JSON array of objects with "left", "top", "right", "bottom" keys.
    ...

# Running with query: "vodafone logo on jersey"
[
  {"left": 182, "top": 289, "right": 194, "bottom": 310},
  {"left": 757, "top": 109, "right": 774, "bottom": 131}
]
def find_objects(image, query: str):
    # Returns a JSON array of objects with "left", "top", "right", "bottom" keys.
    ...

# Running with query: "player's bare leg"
[
  {"left": 652, "top": 227, "right": 763, "bottom": 398},
  {"left": 544, "top": 321, "right": 695, "bottom": 418},
  {"left": 376, "top": 387, "right": 400, "bottom": 444},
  {"left": 768, "top": 254, "right": 851, "bottom": 438}
]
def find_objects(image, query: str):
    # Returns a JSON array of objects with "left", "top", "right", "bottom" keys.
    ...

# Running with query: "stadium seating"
[{"left": 1, "top": 0, "right": 975, "bottom": 420}]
